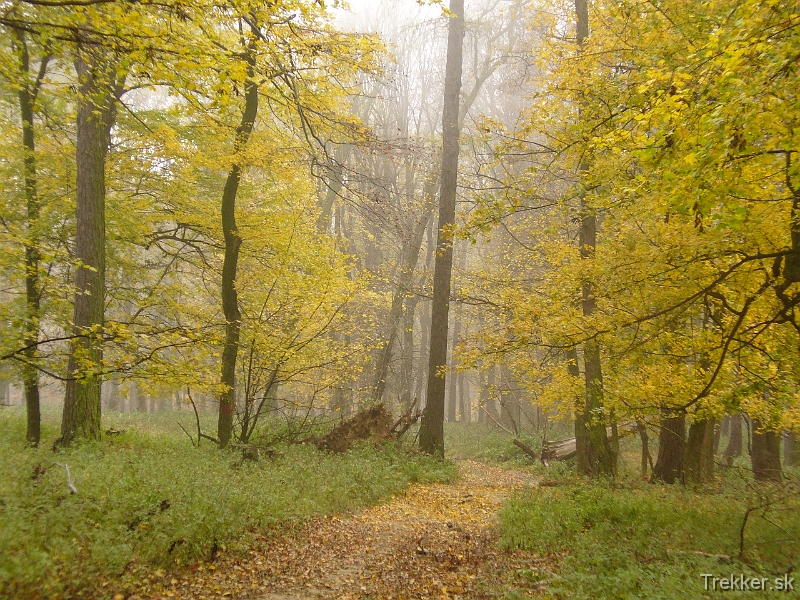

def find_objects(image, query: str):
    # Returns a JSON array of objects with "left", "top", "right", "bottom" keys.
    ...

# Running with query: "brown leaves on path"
[{"left": 126, "top": 461, "right": 543, "bottom": 600}]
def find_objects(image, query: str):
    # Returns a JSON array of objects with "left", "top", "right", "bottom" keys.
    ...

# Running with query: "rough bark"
[
  {"left": 637, "top": 421, "right": 651, "bottom": 480},
  {"left": 685, "top": 418, "right": 716, "bottom": 484},
  {"left": 60, "top": 49, "right": 119, "bottom": 445},
  {"left": 217, "top": 46, "right": 258, "bottom": 447},
  {"left": 652, "top": 412, "right": 686, "bottom": 483},
  {"left": 419, "top": 0, "right": 464, "bottom": 458},
  {"left": 751, "top": 418, "right": 782, "bottom": 482}
]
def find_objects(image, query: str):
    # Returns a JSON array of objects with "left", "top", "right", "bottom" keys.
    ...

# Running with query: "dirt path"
[{"left": 137, "top": 461, "right": 539, "bottom": 600}]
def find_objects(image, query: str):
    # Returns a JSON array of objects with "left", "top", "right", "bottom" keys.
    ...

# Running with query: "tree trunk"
[
  {"left": 567, "top": 348, "right": 590, "bottom": 475},
  {"left": 637, "top": 421, "right": 651, "bottom": 480},
  {"left": 652, "top": 411, "right": 685, "bottom": 483},
  {"left": 399, "top": 294, "right": 418, "bottom": 412},
  {"left": 751, "top": 418, "right": 782, "bottom": 482},
  {"left": 60, "top": 50, "right": 119, "bottom": 445},
  {"left": 419, "top": 0, "right": 465, "bottom": 458},
  {"left": 458, "top": 370, "right": 469, "bottom": 423},
  {"left": 786, "top": 431, "right": 800, "bottom": 467},
  {"left": 371, "top": 189, "right": 435, "bottom": 404},
  {"left": 573, "top": 0, "right": 613, "bottom": 477},
  {"left": 15, "top": 31, "right": 46, "bottom": 446},
  {"left": 446, "top": 302, "right": 461, "bottom": 423},
  {"left": 723, "top": 413, "right": 743, "bottom": 466},
  {"left": 217, "top": 44, "right": 258, "bottom": 448},
  {"left": 685, "top": 418, "right": 715, "bottom": 484}
]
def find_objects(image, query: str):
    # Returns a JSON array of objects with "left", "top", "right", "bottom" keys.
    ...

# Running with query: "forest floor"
[{"left": 127, "top": 460, "right": 544, "bottom": 600}]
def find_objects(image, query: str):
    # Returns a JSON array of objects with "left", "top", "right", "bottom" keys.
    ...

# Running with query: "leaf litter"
[{"left": 120, "top": 460, "right": 549, "bottom": 599}]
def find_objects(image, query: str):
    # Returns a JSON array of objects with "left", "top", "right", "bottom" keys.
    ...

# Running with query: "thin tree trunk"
[
  {"left": 652, "top": 411, "right": 686, "bottom": 483},
  {"left": 574, "top": 0, "right": 613, "bottom": 477},
  {"left": 637, "top": 421, "right": 651, "bottom": 480},
  {"left": 372, "top": 176, "right": 437, "bottom": 403},
  {"left": 751, "top": 418, "right": 782, "bottom": 482},
  {"left": 15, "top": 31, "right": 47, "bottom": 446},
  {"left": 60, "top": 50, "right": 120, "bottom": 444},
  {"left": 723, "top": 413, "right": 743, "bottom": 466},
  {"left": 446, "top": 302, "right": 461, "bottom": 423},
  {"left": 786, "top": 431, "right": 800, "bottom": 467},
  {"left": 419, "top": 0, "right": 465, "bottom": 457},
  {"left": 217, "top": 44, "right": 258, "bottom": 447}
]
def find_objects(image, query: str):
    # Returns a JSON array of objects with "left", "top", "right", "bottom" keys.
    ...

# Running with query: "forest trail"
[
  {"left": 144, "top": 460, "right": 539, "bottom": 600},
  {"left": 252, "top": 459, "right": 537, "bottom": 599}
]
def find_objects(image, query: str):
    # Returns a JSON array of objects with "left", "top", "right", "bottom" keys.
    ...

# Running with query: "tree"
[{"left": 419, "top": 0, "right": 465, "bottom": 458}]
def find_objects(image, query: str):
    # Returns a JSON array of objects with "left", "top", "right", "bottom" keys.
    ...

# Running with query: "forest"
[{"left": 0, "top": 0, "right": 798, "bottom": 598}]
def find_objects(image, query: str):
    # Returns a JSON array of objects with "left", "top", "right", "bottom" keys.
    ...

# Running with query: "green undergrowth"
[
  {"left": 444, "top": 421, "right": 573, "bottom": 470},
  {"left": 0, "top": 407, "right": 456, "bottom": 598},
  {"left": 500, "top": 477, "right": 799, "bottom": 599}
]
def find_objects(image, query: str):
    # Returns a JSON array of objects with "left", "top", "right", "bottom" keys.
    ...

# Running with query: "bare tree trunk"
[
  {"left": 637, "top": 421, "right": 651, "bottom": 480},
  {"left": 567, "top": 348, "right": 590, "bottom": 475},
  {"left": 371, "top": 179, "right": 435, "bottom": 403},
  {"left": 446, "top": 302, "right": 461, "bottom": 422},
  {"left": 217, "top": 44, "right": 258, "bottom": 448},
  {"left": 60, "top": 49, "right": 120, "bottom": 445},
  {"left": 723, "top": 412, "right": 743, "bottom": 466},
  {"left": 751, "top": 418, "right": 782, "bottom": 482},
  {"left": 786, "top": 431, "right": 800, "bottom": 467},
  {"left": 419, "top": 0, "right": 465, "bottom": 457},
  {"left": 685, "top": 418, "right": 716, "bottom": 484},
  {"left": 652, "top": 411, "right": 685, "bottom": 483}
]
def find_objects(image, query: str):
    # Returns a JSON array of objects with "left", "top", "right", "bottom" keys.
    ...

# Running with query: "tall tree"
[
  {"left": 573, "top": 0, "right": 613, "bottom": 476},
  {"left": 12, "top": 30, "right": 50, "bottom": 446},
  {"left": 419, "top": 0, "right": 465, "bottom": 457},
  {"left": 59, "top": 43, "right": 122, "bottom": 444},
  {"left": 217, "top": 37, "right": 258, "bottom": 448}
]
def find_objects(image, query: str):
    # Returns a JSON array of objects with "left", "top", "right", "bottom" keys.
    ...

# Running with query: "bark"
[
  {"left": 457, "top": 369, "right": 469, "bottom": 423},
  {"left": 16, "top": 31, "right": 47, "bottom": 446},
  {"left": 751, "top": 418, "right": 782, "bottom": 482},
  {"left": 786, "top": 431, "right": 800, "bottom": 467},
  {"left": 637, "top": 422, "right": 651, "bottom": 480},
  {"left": 399, "top": 294, "right": 418, "bottom": 412},
  {"left": 60, "top": 49, "right": 120, "bottom": 445},
  {"left": 446, "top": 301, "right": 462, "bottom": 423},
  {"left": 685, "top": 418, "right": 716, "bottom": 484},
  {"left": 574, "top": 0, "right": 613, "bottom": 477},
  {"left": 652, "top": 412, "right": 686, "bottom": 483},
  {"left": 217, "top": 45, "right": 258, "bottom": 447},
  {"left": 567, "top": 348, "right": 590, "bottom": 475},
  {"left": 419, "top": 0, "right": 465, "bottom": 458},
  {"left": 723, "top": 413, "right": 743, "bottom": 466}
]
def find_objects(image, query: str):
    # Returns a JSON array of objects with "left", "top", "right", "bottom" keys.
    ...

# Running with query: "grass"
[
  {"left": 0, "top": 406, "right": 456, "bottom": 598},
  {"left": 497, "top": 444, "right": 800, "bottom": 599}
]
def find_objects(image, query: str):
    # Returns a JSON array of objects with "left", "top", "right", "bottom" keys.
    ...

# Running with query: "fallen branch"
[
  {"left": 391, "top": 398, "right": 421, "bottom": 439},
  {"left": 54, "top": 462, "right": 77, "bottom": 494},
  {"left": 513, "top": 438, "right": 540, "bottom": 461},
  {"left": 187, "top": 386, "right": 220, "bottom": 445},
  {"left": 480, "top": 406, "right": 514, "bottom": 436}
]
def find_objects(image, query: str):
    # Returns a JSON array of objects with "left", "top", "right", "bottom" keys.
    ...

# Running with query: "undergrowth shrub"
[
  {"left": 500, "top": 479, "right": 799, "bottom": 599},
  {"left": 0, "top": 408, "right": 455, "bottom": 598}
]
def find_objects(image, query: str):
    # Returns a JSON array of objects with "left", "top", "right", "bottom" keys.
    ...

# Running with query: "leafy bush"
[{"left": 0, "top": 407, "right": 455, "bottom": 597}]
